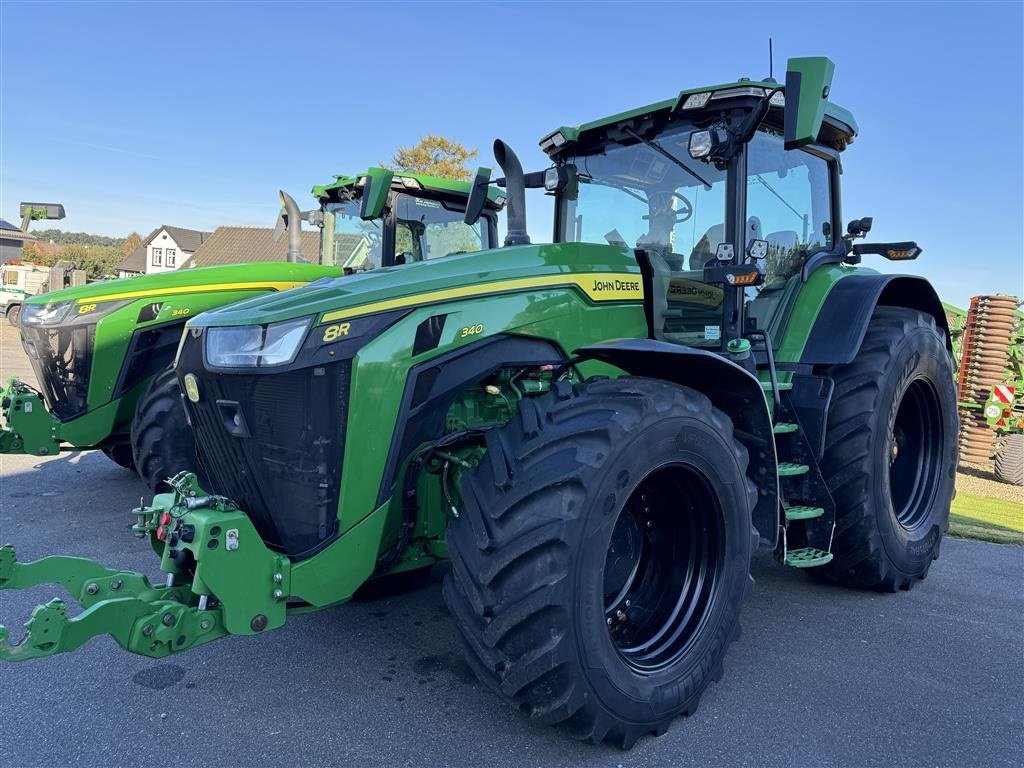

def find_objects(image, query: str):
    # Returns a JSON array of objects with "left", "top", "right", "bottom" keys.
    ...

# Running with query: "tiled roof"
[{"left": 190, "top": 227, "right": 323, "bottom": 267}]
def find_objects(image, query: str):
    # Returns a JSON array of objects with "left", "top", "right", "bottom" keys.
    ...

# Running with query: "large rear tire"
[
  {"left": 994, "top": 433, "right": 1024, "bottom": 485},
  {"left": 131, "top": 367, "right": 207, "bottom": 492},
  {"left": 816, "top": 307, "right": 957, "bottom": 591},
  {"left": 443, "top": 377, "right": 756, "bottom": 748}
]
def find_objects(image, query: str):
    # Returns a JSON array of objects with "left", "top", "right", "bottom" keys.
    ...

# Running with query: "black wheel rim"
[
  {"left": 602, "top": 462, "right": 724, "bottom": 672},
  {"left": 889, "top": 377, "right": 943, "bottom": 530}
]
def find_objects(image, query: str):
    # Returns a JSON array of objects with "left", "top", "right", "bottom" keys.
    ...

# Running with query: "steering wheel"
[
  {"left": 648, "top": 191, "right": 693, "bottom": 225},
  {"left": 670, "top": 192, "right": 693, "bottom": 224}
]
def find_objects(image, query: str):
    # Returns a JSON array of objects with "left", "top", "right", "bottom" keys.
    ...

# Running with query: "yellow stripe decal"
[
  {"left": 321, "top": 272, "right": 643, "bottom": 324},
  {"left": 76, "top": 281, "right": 307, "bottom": 304}
]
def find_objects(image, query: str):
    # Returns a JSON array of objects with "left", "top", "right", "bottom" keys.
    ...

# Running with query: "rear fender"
[
  {"left": 800, "top": 274, "right": 951, "bottom": 366},
  {"left": 574, "top": 339, "right": 779, "bottom": 547}
]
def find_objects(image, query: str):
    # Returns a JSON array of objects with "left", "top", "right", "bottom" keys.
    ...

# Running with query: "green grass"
[{"left": 949, "top": 492, "right": 1024, "bottom": 545}]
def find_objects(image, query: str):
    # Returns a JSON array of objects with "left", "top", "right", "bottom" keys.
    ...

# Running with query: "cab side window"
[{"left": 746, "top": 130, "right": 833, "bottom": 287}]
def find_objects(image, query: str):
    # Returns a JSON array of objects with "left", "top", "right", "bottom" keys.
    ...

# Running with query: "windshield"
[
  {"left": 321, "top": 198, "right": 383, "bottom": 270},
  {"left": 320, "top": 192, "right": 490, "bottom": 270},
  {"left": 561, "top": 124, "right": 728, "bottom": 270},
  {"left": 394, "top": 193, "right": 488, "bottom": 264}
]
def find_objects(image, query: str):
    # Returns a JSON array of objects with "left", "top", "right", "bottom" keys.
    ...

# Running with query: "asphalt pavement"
[{"left": 1, "top": 445, "right": 1022, "bottom": 768}]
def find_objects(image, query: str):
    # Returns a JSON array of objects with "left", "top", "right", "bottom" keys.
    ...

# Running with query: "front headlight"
[
  {"left": 205, "top": 316, "right": 312, "bottom": 368},
  {"left": 20, "top": 300, "right": 74, "bottom": 327},
  {"left": 21, "top": 298, "right": 131, "bottom": 327}
]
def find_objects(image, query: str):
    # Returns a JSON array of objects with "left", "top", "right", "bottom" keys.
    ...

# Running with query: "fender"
[
  {"left": 574, "top": 339, "right": 780, "bottom": 547},
  {"left": 800, "top": 274, "right": 951, "bottom": 366}
]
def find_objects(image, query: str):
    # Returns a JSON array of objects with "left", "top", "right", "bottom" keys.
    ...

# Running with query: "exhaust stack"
[
  {"left": 276, "top": 190, "right": 306, "bottom": 263},
  {"left": 494, "top": 140, "right": 529, "bottom": 246}
]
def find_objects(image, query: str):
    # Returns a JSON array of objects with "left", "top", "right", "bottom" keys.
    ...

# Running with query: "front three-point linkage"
[
  {"left": 0, "top": 472, "right": 233, "bottom": 661},
  {"left": 0, "top": 472, "right": 289, "bottom": 662},
  {"left": 0, "top": 544, "right": 226, "bottom": 660}
]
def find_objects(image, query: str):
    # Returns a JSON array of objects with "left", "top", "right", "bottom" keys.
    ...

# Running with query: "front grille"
[
  {"left": 181, "top": 349, "right": 350, "bottom": 560},
  {"left": 20, "top": 325, "right": 96, "bottom": 421}
]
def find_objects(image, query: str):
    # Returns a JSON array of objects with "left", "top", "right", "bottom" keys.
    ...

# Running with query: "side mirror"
[
  {"left": 359, "top": 167, "right": 394, "bottom": 220},
  {"left": 463, "top": 166, "right": 492, "bottom": 226},
  {"left": 783, "top": 56, "right": 835, "bottom": 150}
]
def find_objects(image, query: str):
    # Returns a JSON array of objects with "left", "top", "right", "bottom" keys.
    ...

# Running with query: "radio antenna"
[{"left": 769, "top": 37, "right": 774, "bottom": 81}]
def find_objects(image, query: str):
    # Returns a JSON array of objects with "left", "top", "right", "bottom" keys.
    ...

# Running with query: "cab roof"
[
  {"left": 539, "top": 78, "right": 858, "bottom": 157},
  {"left": 312, "top": 170, "right": 505, "bottom": 208}
]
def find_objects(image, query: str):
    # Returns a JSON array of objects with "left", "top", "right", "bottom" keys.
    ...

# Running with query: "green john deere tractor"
[
  {"left": 0, "top": 57, "right": 958, "bottom": 748},
  {"left": 0, "top": 170, "right": 503, "bottom": 489}
]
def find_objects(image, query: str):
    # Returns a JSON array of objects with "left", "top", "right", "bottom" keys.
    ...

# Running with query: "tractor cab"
[
  {"left": 309, "top": 169, "right": 505, "bottom": 271},
  {"left": 536, "top": 67, "right": 855, "bottom": 356}
]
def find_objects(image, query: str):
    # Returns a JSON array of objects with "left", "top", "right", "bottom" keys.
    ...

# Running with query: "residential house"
[
  {"left": 117, "top": 225, "right": 210, "bottom": 277},
  {"left": 0, "top": 218, "right": 37, "bottom": 264}
]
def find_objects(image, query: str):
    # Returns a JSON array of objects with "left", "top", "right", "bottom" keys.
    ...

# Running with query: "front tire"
[
  {"left": 131, "top": 367, "right": 207, "bottom": 492},
  {"left": 443, "top": 377, "right": 756, "bottom": 747},
  {"left": 6, "top": 304, "right": 21, "bottom": 327},
  {"left": 817, "top": 307, "right": 957, "bottom": 591}
]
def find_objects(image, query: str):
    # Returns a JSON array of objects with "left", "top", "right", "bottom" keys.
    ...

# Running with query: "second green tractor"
[
  {"left": 0, "top": 57, "right": 958, "bottom": 749},
  {"left": 0, "top": 170, "right": 503, "bottom": 488}
]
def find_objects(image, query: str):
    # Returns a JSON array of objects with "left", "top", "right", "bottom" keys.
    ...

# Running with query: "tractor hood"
[
  {"left": 186, "top": 242, "right": 640, "bottom": 330},
  {"left": 24, "top": 262, "right": 340, "bottom": 308}
]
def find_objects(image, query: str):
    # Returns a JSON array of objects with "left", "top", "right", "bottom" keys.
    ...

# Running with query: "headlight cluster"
[
  {"left": 205, "top": 317, "right": 311, "bottom": 368},
  {"left": 19, "top": 300, "right": 75, "bottom": 327},
  {"left": 20, "top": 299, "right": 131, "bottom": 327}
]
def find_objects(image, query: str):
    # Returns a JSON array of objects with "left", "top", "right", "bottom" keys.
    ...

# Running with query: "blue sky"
[{"left": 1, "top": 1, "right": 1020, "bottom": 306}]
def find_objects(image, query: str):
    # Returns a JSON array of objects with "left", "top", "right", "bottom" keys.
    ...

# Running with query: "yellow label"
[
  {"left": 78, "top": 303, "right": 97, "bottom": 314},
  {"left": 322, "top": 323, "right": 351, "bottom": 342},
  {"left": 172, "top": 307, "right": 191, "bottom": 317},
  {"left": 321, "top": 273, "right": 643, "bottom": 324},
  {"left": 459, "top": 324, "right": 485, "bottom": 338},
  {"left": 667, "top": 279, "right": 723, "bottom": 308},
  {"left": 581, "top": 276, "right": 643, "bottom": 301},
  {"left": 183, "top": 374, "right": 200, "bottom": 403}
]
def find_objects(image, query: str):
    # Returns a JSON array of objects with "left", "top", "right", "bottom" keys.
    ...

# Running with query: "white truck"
[{"left": 0, "top": 263, "right": 50, "bottom": 326}]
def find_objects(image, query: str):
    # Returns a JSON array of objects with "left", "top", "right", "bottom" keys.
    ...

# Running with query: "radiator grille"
[{"left": 184, "top": 359, "right": 350, "bottom": 559}]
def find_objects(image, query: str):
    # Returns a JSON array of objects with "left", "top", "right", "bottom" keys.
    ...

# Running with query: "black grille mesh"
[
  {"left": 21, "top": 325, "right": 95, "bottom": 421},
  {"left": 185, "top": 360, "right": 350, "bottom": 559}
]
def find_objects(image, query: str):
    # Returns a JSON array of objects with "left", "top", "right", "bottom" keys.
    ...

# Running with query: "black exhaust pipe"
[{"left": 493, "top": 140, "right": 530, "bottom": 246}]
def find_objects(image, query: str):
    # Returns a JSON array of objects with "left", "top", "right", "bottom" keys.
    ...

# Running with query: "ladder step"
[
  {"left": 773, "top": 422, "right": 798, "bottom": 434},
  {"left": 760, "top": 381, "right": 793, "bottom": 392},
  {"left": 777, "top": 462, "right": 809, "bottom": 477},
  {"left": 785, "top": 547, "right": 834, "bottom": 568},
  {"left": 785, "top": 505, "right": 824, "bottom": 521}
]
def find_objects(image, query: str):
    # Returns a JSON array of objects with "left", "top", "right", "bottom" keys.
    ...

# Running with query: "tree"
[
  {"left": 389, "top": 135, "right": 477, "bottom": 181},
  {"left": 122, "top": 232, "right": 142, "bottom": 256}
]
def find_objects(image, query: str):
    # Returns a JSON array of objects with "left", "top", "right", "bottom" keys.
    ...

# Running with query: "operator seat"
[
  {"left": 687, "top": 224, "right": 725, "bottom": 270},
  {"left": 747, "top": 229, "right": 802, "bottom": 333},
  {"left": 687, "top": 218, "right": 764, "bottom": 269}
]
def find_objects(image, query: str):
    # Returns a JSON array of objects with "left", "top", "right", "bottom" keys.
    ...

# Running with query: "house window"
[
  {"left": 152, "top": 248, "right": 163, "bottom": 266},
  {"left": 166, "top": 248, "right": 177, "bottom": 267}
]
